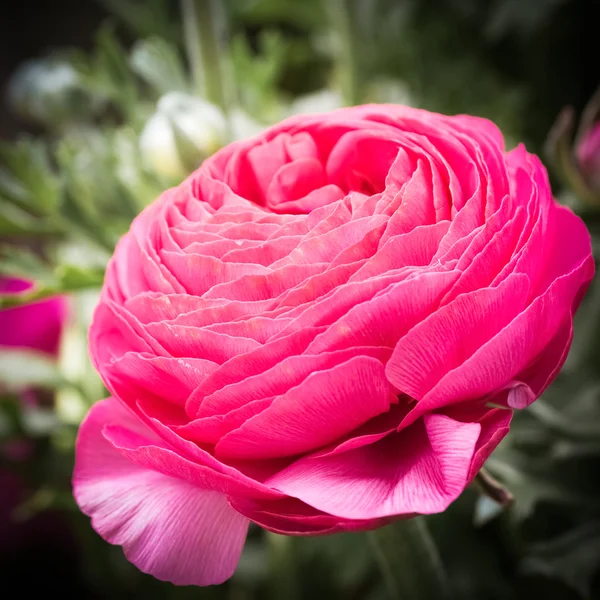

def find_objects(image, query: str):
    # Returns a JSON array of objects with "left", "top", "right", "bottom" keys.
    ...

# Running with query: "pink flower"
[
  {"left": 0, "top": 277, "right": 67, "bottom": 356},
  {"left": 576, "top": 121, "right": 600, "bottom": 192},
  {"left": 74, "top": 105, "right": 594, "bottom": 586}
]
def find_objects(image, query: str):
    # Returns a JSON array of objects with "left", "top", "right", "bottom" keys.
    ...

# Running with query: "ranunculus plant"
[{"left": 74, "top": 105, "right": 594, "bottom": 586}]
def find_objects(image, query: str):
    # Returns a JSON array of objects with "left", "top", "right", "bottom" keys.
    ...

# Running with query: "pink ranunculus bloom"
[
  {"left": 74, "top": 105, "right": 594, "bottom": 586},
  {"left": 576, "top": 121, "right": 600, "bottom": 192},
  {"left": 0, "top": 277, "right": 67, "bottom": 356}
]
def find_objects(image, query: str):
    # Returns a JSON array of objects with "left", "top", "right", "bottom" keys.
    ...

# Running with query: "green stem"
[
  {"left": 181, "top": 0, "right": 228, "bottom": 111},
  {"left": 576, "top": 274, "right": 600, "bottom": 372},
  {"left": 368, "top": 518, "right": 452, "bottom": 600},
  {"left": 329, "top": 0, "right": 361, "bottom": 106},
  {"left": 265, "top": 532, "right": 300, "bottom": 600},
  {"left": 474, "top": 468, "right": 514, "bottom": 507}
]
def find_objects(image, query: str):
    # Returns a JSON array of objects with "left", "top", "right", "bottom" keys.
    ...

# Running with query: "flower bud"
[
  {"left": 545, "top": 102, "right": 600, "bottom": 207},
  {"left": 139, "top": 92, "right": 227, "bottom": 179},
  {"left": 576, "top": 121, "right": 600, "bottom": 193},
  {"left": 288, "top": 90, "right": 343, "bottom": 116},
  {"left": 0, "top": 276, "right": 67, "bottom": 357}
]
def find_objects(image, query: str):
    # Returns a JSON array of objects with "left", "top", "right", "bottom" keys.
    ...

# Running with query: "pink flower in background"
[
  {"left": 74, "top": 104, "right": 594, "bottom": 586},
  {"left": 576, "top": 121, "right": 600, "bottom": 192},
  {"left": 0, "top": 277, "right": 67, "bottom": 356}
]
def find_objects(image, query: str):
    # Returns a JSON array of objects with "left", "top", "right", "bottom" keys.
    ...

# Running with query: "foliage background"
[{"left": 0, "top": 1, "right": 599, "bottom": 599}]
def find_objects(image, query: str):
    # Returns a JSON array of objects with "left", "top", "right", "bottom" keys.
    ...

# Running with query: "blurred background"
[{"left": 0, "top": 1, "right": 599, "bottom": 598}]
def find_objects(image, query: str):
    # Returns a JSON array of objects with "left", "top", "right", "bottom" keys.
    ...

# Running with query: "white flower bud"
[
  {"left": 288, "top": 90, "right": 344, "bottom": 116},
  {"left": 139, "top": 92, "right": 227, "bottom": 179}
]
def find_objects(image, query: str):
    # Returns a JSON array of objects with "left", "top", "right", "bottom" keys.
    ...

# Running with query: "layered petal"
[
  {"left": 79, "top": 103, "right": 594, "bottom": 589},
  {"left": 266, "top": 414, "right": 481, "bottom": 519},
  {"left": 73, "top": 398, "right": 249, "bottom": 586}
]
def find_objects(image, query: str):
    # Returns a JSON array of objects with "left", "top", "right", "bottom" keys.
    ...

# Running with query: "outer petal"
[
  {"left": 73, "top": 398, "right": 249, "bottom": 586},
  {"left": 229, "top": 496, "right": 392, "bottom": 536},
  {"left": 415, "top": 257, "right": 591, "bottom": 414},
  {"left": 385, "top": 273, "right": 530, "bottom": 401},
  {"left": 266, "top": 414, "right": 481, "bottom": 519},
  {"left": 440, "top": 401, "right": 513, "bottom": 480}
]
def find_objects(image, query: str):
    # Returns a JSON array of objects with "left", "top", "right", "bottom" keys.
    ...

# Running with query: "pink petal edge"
[{"left": 73, "top": 398, "right": 249, "bottom": 586}]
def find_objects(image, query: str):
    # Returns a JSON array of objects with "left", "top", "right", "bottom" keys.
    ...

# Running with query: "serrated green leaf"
[
  {"left": 55, "top": 129, "right": 138, "bottom": 248},
  {"left": 0, "top": 246, "right": 56, "bottom": 285},
  {"left": 130, "top": 37, "right": 189, "bottom": 96},
  {"left": 99, "top": 0, "right": 177, "bottom": 41},
  {"left": 0, "top": 201, "right": 62, "bottom": 236},
  {"left": 551, "top": 439, "right": 600, "bottom": 460},
  {"left": 232, "top": 0, "right": 327, "bottom": 29},
  {"left": 0, "top": 250, "right": 104, "bottom": 309},
  {"left": 56, "top": 264, "right": 105, "bottom": 290},
  {"left": 527, "top": 399, "right": 600, "bottom": 441},
  {"left": 0, "top": 166, "right": 30, "bottom": 207},
  {"left": 112, "top": 127, "right": 166, "bottom": 209},
  {"left": 230, "top": 31, "right": 288, "bottom": 121},
  {"left": 486, "top": 451, "right": 600, "bottom": 520},
  {"left": 76, "top": 25, "right": 140, "bottom": 124},
  {"left": 0, "top": 138, "right": 62, "bottom": 215}
]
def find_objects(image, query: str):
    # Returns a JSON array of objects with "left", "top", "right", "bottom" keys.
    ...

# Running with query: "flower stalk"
[
  {"left": 474, "top": 468, "right": 515, "bottom": 507},
  {"left": 329, "top": 0, "right": 362, "bottom": 106},
  {"left": 266, "top": 532, "right": 301, "bottom": 600},
  {"left": 181, "top": 0, "right": 228, "bottom": 112},
  {"left": 368, "top": 517, "right": 452, "bottom": 600}
]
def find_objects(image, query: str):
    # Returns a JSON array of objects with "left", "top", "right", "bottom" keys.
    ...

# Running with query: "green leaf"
[
  {"left": 56, "top": 264, "right": 106, "bottom": 290},
  {"left": 0, "top": 349, "right": 64, "bottom": 390},
  {"left": 522, "top": 522, "right": 600, "bottom": 599},
  {"left": 130, "top": 37, "right": 189, "bottom": 97},
  {"left": 112, "top": 127, "right": 165, "bottom": 210},
  {"left": 527, "top": 398, "right": 600, "bottom": 441},
  {"left": 0, "top": 201, "right": 62, "bottom": 236},
  {"left": 0, "top": 249, "right": 105, "bottom": 309},
  {"left": 76, "top": 25, "right": 140, "bottom": 125},
  {"left": 99, "top": 0, "right": 177, "bottom": 41},
  {"left": 486, "top": 451, "right": 599, "bottom": 520},
  {"left": 368, "top": 517, "right": 452, "bottom": 600},
  {"left": 230, "top": 31, "right": 288, "bottom": 121},
  {"left": 0, "top": 246, "right": 56, "bottom": 285},
  {"left": 232, "top": 0, "right": 328, "bottom": 29},
  {"left": 55, "top": 129, "right": 137, "bottom": 248},
  {"left": 0, "top": 138, "right": 62, "bottom": 215}
]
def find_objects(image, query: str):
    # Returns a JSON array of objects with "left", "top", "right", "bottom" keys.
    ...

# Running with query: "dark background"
[{"left": 0, "top": 1, "right": 106, "bottom": 138}]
